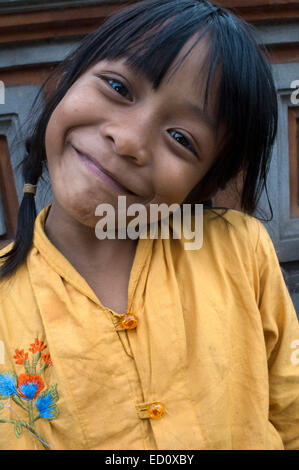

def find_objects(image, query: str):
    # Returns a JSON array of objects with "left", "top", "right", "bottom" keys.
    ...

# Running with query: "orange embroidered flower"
[
  {"left": 29, "top": 338, "right": 47, "bottom": 354},
  {"left": 13, "top": 349, "right": 28, "bottom": 365},
  {"left": 42, "top": 352, "right": 53, "bottom": 366},
  {"left": 17, "top": 373, "right": 44, "bottom": 400}
]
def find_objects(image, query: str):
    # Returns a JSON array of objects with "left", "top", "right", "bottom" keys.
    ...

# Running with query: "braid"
[{"left": 0, "top": 137, "right": 43, "bottom": 279}]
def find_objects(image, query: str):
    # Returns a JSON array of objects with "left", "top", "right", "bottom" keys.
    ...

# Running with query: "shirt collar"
[{"left": 32, "top": 203, "right": 154, "bottom": 311}]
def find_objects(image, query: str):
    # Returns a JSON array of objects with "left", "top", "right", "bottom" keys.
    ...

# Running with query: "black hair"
[{"left": 0, "top": 0, "right": 278, "bottom": 279}]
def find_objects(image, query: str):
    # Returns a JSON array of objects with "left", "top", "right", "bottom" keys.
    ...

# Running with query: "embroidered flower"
[
  {"left": 29, "top": 338, "right": 47, "bottom": 354},
  {"left": 41, "top": 352, "right": 53, "bottom": 366},
  {"left": 35, "top": 385, "right": 58, "bottom": 420},
  {"left": 0, "top": 371, "right": 17, "bottom": 398},
  {"left": 14, "top": 349, "right": 28, "bottom": 365},
  {"left": 17, "top": 373, "right": 44, "bottom": 400},
  {"left": 0, "top": 339, "right": 58, "bottom": 450}
]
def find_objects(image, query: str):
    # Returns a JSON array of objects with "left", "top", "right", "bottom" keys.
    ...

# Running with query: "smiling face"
[{"left": 45, "top": 34, "right": 225, "bottom": 228}]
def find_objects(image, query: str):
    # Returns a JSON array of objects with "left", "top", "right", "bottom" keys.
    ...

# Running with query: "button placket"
[
  {"left": 107, "top": 310, "right": 137, "bottom": 358},
  {"left": 136, "top": 401, "right": 165, "bottom": 420},
  {"left": 121, "top": 313, "right": 138, "bottom": 330},
  {"left": 108, "top": 310, "right": 138, "bottom": 332}
]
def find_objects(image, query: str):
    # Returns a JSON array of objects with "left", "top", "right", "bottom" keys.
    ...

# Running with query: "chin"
[{"left": 60, "top": 195, "right": 100, "bottom": 228}]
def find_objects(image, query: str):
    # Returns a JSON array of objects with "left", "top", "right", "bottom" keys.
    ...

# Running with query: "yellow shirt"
[{"left": 0, "top": 204, "right": 299, "bottom": 450}]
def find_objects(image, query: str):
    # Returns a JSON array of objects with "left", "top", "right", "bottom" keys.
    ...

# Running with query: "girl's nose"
[{"left": 103, "top": 125, "right": 151, "bottom": 166}]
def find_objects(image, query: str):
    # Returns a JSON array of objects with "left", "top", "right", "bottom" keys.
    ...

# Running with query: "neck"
[{"left": 44, "top": 199, "right": 138, "bottom": 274}]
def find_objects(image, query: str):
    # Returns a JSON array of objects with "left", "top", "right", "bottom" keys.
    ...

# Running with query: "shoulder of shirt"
[
  {"left": 0, "top": 240, "right": 14, "bottom": 257},
  {"left": 200, "top": 207, "right": 266, "bottom": 252},
  {"left": 0, "top": 240, "right": 15, "bottom": 272}
]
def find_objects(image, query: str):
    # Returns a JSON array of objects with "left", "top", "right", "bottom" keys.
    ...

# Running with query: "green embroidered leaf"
[
  {"left": 14, "top": 422, "right": 23, "bottom": 439},
  {"left": 37, "top": 362, "right": 47, "bottom": 375},
  {"left": 31, "top": 352, "right": 41, "bottom": 375},
  {"left": 33, "top": 351, "right": 41, "bottom": 361},
  {"left": 47, "top": 384, "right": 58, "bottom": 405},
  {"left": 48, "top": 405, "right": 59, "bottom": 420},
  {"left": 36, "top": 384, "right": 58, "bottom": 405},
  {"left": 23, "top": 359, "right": 31, "bottom": 375}
]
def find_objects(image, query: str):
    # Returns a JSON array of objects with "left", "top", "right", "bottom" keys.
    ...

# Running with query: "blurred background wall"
[{"left": 0, "top": 0, "right": 298, "bottom": 313}]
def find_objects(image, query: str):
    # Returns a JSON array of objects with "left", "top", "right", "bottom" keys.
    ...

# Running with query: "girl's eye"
[
  {"left": 168, "top": 130, "right": 197, "bottom": 156},
  {"left": 102, "top": 77, "right": 132, "bottom": 100},
  {"left": 100, "top": 77, "right": 197, "bottom": 157}
]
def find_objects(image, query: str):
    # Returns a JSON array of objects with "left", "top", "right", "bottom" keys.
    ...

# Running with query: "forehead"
[
  {"left": 164, "top": 33, "right": 212, "bottom": 84},
  {"left": 159, "top": 34, "right": 214, "bottom": 102},
  {"left": 160, "top": 33, "right": 221, "bottom": 123},
  {"left": 97, "top": 32, "right": 215, "bottom": 102}
]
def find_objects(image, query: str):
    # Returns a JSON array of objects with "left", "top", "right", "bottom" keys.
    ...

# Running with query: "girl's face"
[{"left": 45, "top": 35, "right": 224, "bottom": 228}]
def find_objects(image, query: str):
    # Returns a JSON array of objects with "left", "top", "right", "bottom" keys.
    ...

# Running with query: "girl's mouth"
[{"left": 72, "top": 145, "right": 137, "bottom": 196}]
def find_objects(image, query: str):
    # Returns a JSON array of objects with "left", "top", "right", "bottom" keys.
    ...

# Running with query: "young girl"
[{"left": 0, "top": 0, "right": 298, "bottom": 451}]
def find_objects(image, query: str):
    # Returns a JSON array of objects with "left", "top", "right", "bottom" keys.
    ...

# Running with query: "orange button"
[
  {"left": 147, "top": 402, "right": 165, "bottom": 419},
  {"left": 121, "top": 313, "right": 138, "bottom": 330}
]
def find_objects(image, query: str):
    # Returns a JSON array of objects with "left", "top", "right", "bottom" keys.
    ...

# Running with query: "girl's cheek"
[
  {"left": 61, "top": 83, "right": 101, "bottom": 120},
  {"left": 45, "top": 113, "right": 59, "bottom": 157},
  {"left": 45, "top": 97, "right": 81, "bottom": 156}
]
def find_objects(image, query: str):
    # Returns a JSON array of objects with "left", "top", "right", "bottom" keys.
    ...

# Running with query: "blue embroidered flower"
[
  {"left": 35, "top": 393, "right": 54, "bottom": 418},
  {"left": 35, "top": 385, "right": 58, "bottom": 420},
  {"left": 0, "top": 372, "right": 17, "bottom": 398},
  {"left": 17, "top": 374, "right": 44, "bottom": 400}
]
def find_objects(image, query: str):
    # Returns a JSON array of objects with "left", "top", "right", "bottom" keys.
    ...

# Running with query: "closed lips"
[{"left": 73, "top": 145, "right": 137, "bottom": 195}]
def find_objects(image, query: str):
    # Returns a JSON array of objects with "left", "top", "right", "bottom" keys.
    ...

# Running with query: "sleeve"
[{"left": 255, "top": 221, "right": 299, "bottom": 450}]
